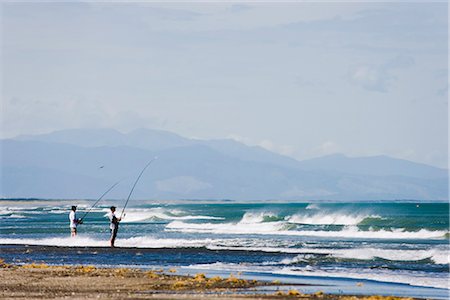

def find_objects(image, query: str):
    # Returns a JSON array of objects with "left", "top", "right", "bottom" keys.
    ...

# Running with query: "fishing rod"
[
  {"left": 79, "top": 180, "right": 121, "bottom": 222},
  {"left": 120, "top": 157, "right": 157, "bottom": 219}
]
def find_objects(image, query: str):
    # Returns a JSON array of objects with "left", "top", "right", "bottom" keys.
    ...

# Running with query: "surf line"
[
  {"left": 79, "top": 180, "right": 121, "bottom": 223},
  {"left": 120, "top": 157, "right": 158, "bottom": 219}
]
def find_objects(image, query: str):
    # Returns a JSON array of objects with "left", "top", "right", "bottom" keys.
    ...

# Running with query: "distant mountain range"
[{"left": 1, "top": 128, "right": 448, "bottom": 200}]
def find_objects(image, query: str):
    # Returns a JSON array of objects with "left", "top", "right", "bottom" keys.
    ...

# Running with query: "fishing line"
[
  {"left": 79, "top": 180, "right": 121, "bottom": 222},
  {"left": 121, "top": 157, "right": 157, "bottom": 219}
]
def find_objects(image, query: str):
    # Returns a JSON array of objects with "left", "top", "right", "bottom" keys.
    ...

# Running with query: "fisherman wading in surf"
[
  {"left": 69, "top": 206, "right": 83, "bottom": 237},
  {"left": 108, "top": 206, "right": 121, "bottom": 247},
  {"left": 105, "top": 158, "right": 156, "bottom": 248}
]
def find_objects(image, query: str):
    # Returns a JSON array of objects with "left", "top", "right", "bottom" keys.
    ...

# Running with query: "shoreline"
[
  {"left": 1, "top": 244, "right": 448, "bottom": 296},
  {"left": 0, "top": 261, "right": 421, "bottom": 300}
]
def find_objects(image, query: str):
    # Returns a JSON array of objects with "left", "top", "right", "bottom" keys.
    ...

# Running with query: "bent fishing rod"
[
  {"left": 120, "top": 157, "right": 157, "bottom": 219},
  {"left": 79, "top": 180, "right": 121, "bottom": 222}
]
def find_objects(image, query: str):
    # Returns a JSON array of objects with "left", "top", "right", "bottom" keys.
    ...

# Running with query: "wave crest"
[
  {"left": 112, "top": 207, "right": 223, "bottom": 223},
  {"left": 288, "top": 213, "right": 382, "bottom": 225}
]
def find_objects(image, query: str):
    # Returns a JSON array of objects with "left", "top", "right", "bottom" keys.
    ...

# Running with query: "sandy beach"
[{"left": 0, "top": 261, "right": 418, "bottom": 300}]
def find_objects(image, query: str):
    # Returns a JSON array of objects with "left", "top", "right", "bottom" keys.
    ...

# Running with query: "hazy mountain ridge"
[
  {"left": 16, "top": 128, "right": 305, "bottom": 169},
  {"left": 2, "top": 128, "right": 448, "bottom": 200},
  {"left": 297, "top": 153, "right": 447, "bottom": 179}
]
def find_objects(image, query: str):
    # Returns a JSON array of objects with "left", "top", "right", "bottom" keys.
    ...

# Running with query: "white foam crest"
[
  {"left": 166, "top": 220, "right": 286, "bottom": 234},
  {"left": 332, "top": 248, "right": 449, "bottom": 264},
  {"left": 104, "top": 207, "right": 223, "bottom": 223},
  {"left": 118, "top": 237, "right": 219, "bottom": 248},
  {"left": 305, "top": 204, "right": 320, "bottom": 210},
  {"left": 7, "top": 214, "right": 27, "bottom": 219},
  {"left": 0, "top": 236, "right": 220, "bottom": 249},
  {"left": 0, "top": 206, "right": 40, "bottom": 211},
  {"left": 0, "top": 206, "right": 41, "bottom": 216},
  {"left": 0, "top": 213, "right": 28, "bottom": 219},
  {"left": 0, "top": 237, "right": 109, "bottom": 247},
  {"left": 49, "top": 209, "right": 72, "bottom": 214},
  {"left": 288, "top": 213, "right": 381, "bottom": 225},
  {"left": 166, "top": 221, "right": 447, "bottom": 240},
  {"left": 185, "top": 262, "right": 449, "bottom": 289},
  {"left": 164, "top": 211, "right": 286, "bottom": 234},
  {"left": 274, "top": 248, "right": 449, "bottom": 265},
  {"left": 275, "top": 267, "right": 450, "bottom": 290},
  {"left": 205, "top": 245, "right": 449, "bottom": 264},
  {"left": 240, "top": 211, "right": 280, "bottom": 223},
  {"left": 0, "top": 209, "right": 11, "bottom": 216},
  {"left": 206, "top": 245, "right": 305, "bottom": 253},
  {"left": 0, "top": 236, "right": 294, "bottom": 251},
  {"left": 291, "top": 227, "right": 448, "bottom": 240},
  {"left": 75, "top": 204, "right": 90, "bottom": 209}
]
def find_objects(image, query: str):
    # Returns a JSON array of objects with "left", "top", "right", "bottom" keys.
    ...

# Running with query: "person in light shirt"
[{"left": 68, "top": 206, "right": 82, "bottom": 237}]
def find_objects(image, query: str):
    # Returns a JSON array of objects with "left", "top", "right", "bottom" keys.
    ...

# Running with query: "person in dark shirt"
[{"left": 108, "top": 206, "right": 121, "bottom": 247}]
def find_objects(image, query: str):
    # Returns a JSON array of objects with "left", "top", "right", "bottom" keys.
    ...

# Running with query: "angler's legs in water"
[
  {"left": 110, "top": 226, "right": 118, "bottom": 247},
  {"left": 71, "top": 227, "right": 77, "bottom": 237},
  {"left": 108, "top": 206, "right": 120, "bottom": 247}
]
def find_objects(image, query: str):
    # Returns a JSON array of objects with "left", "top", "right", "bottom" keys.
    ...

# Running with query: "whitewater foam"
[
  {"left": 305, "top": 204, "right": 320, "bottom": 210},
  {"left": 273, "top": 248, "right": 449, "bottom": 265},
  {"left": 166, "top": 220, "right": 447, "bottom": 240},
  {"left": 119, "top": 208, "right": 223, "bottom": 223},
  {"left": 0, "top": 236, "right": 221, "bottom": 249},
  {"left": 240, "top": 212, "right": 284, "bottom": 223},
  {"left": 288, "top": 213, "right": 382, "bottom": 225}
]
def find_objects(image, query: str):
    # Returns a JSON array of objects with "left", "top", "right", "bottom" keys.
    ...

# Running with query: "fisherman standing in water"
[
  {"left": 108, "top": 206, "right": 121, "bottom": 247},
  {"left": 68, "top": 206, "right": 82, "bottom": 237}
]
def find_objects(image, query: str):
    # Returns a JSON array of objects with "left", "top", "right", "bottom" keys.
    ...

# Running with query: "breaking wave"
[
  {"left": 287, "top": 213, "right": 383, "bottom": 225},
  {"left": 165, "top": 210, "right": 448, "bottom": 240},
  {"left": 166, "top": 220, "right": 447, "bottom": 239},
  {"left": 0, "top": 236, "right": 219, "bottom": 249},
  {"left": 274, "top": 248, "right": 449, "bottom": 265},
  {"left": 119, "top": 207, "right": 223, "bottom": 222}
]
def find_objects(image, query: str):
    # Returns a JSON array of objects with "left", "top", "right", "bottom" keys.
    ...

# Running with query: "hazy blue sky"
[{"left": 1, "top": 1, "right": 448, "bottom": 168}]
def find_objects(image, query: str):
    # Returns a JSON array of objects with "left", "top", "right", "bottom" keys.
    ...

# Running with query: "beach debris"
[
  {"left": 146, "top": 270, "right": 159, "bottom": 279},
  {"left": 22, "top": 263, "right": 50, "bottom": 269},
  {"left": 274, "top": 289, "right": 304, "bottom": 297},
  {"left": 193, "top": 273, "right": 206, "bottom": 281},
  {"left": 209, "top": 276, "right": 222, "bottom": 283},
  {"left": 288, "top": 289, "right": 301, "bottom": 296},
  {"left": 0, "top": 259, "right": 13, "bottom": 268},
  {"left": 114, "top": 268, "right": 130, "bottom": 277},
  {"left": 75, "top": 265, "right": 97, "bottom": 274}
]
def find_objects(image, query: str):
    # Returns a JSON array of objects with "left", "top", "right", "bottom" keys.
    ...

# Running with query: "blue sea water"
[{"left": 0, "top": 200, "right": 448, "bottom": 298}]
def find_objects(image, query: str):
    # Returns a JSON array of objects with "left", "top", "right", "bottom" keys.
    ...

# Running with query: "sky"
[{"left": 1, "top": 1, "right": 448, "bottom": 168}]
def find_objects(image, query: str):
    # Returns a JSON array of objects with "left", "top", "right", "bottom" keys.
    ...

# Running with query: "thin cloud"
[{"left": 349, "top": 55, "right": 415, "bottom": 92}]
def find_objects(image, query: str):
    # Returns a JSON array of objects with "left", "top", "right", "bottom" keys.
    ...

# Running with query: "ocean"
[{"left": 0, "top": 200, "right": 448, "bottom": 298}]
